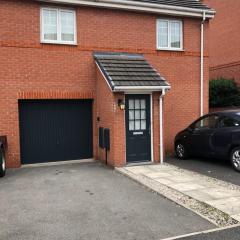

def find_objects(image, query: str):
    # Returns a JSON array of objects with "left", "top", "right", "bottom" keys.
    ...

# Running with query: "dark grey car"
[{"left": 174, "top": 110, "right": 240, "bottom": 172}]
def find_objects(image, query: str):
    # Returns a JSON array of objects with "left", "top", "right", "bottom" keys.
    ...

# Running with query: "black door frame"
[{"left": 125, "top": 93, "right": 153, "bottom": 163}]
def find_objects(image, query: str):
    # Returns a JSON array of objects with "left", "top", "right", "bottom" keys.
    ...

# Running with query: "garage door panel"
[{"left": 19, "top": 100, "right": 93, "bottom": 164}]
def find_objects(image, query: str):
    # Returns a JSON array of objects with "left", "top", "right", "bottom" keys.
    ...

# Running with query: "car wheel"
[
  {"left": 175, "top": 142, "right": 188, "bottom": 160},
  {"left": 0, "top": 148, "right": 6, "bottom": 178},
  {"left": 175, "top": 142, "right": 188, "bottom": 159},
  {"left": 230, "top": 147, "right": 240, "bottom": 172}
]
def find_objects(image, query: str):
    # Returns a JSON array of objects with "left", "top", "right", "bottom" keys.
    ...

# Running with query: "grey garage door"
[{"left": 19, "top": 100, "right": 93, "bottom": 164}]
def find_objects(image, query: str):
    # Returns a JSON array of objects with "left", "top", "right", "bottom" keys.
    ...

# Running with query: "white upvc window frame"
[
  {"left": 40, "top": 7, "right": 77, "bottom": 45},
  {"left": 156, "top": 19, "right": 183, "bottom": 51}
]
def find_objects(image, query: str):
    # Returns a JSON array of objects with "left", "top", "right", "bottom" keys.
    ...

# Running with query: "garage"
[{"left": 19, "top": 100, "right": 93, "bottom": 164}]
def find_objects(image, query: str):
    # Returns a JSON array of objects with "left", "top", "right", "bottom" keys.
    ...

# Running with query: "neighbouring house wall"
[
  {"left": 209, "top": 107, "right": 240, "bottom": 113},
  {"left": 204, "top": 0, "right": 240, "bottom": 83},
  {"left": 210, "top": 64, "right": 240, "bottom": 84},
  {"left": 0, "top": 0, "right": 210, "bottom": 167}
]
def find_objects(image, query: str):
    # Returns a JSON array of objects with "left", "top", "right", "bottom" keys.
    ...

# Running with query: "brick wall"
[
  {"left": 210, "top": 63, "right": 240, "bottom": 83},
  {"left": 0, "top": 0, "right": 210, "bottom": 167},
  {"left": 204, "top": 0, "right": 240, "bottom": 83},
  {"left": 95, "top": 66, "right": 118, "bottom": 166}
]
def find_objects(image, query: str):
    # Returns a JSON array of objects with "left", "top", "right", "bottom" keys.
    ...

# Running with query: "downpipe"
[
  {"left": 159, "top": 89, "right": 166, "bottom": 164},
  {"left": 200, "top": 11, "right": 206, "bottom": 116}
]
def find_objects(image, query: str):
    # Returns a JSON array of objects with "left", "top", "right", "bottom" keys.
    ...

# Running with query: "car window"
[
  {"left": 194, "top": 115, "right": 219, "bottom": 130},
  {"left": 219, "top": 117, "right": 240, "bottom": 128}
]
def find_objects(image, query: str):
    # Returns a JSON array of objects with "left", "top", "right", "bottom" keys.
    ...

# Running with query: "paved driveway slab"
[
  {"left": 117, "top": 163, "right": 240, "bottom": 226},
  {"left": 166, "top": 157, "right": 240, "bottom": 186},
  {"left": 0, "top": 162, "right": 213, "bottom": 240}
]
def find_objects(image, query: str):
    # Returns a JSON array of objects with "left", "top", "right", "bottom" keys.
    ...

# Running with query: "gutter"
[
  {"left": 200, "top": 11, "right": 206, "bottom": 116},
  {"left": 37, "top": 0, "right": 216, "bottom": 19},
  {"left": 113, "top": 86, "right": 171, "bottom": 92}
]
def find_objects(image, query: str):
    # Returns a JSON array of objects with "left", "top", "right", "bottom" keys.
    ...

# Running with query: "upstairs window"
[
  {"left": 157, "top": 19, "right": 183, "bottom": 50},
  {"left": 41, "top": 8, "right": 76, "bottom": 45}
]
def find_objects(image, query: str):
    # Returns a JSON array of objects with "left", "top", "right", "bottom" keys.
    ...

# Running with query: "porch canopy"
[{"left": 94, "top": 52, "right": 170, "bottom": 92}]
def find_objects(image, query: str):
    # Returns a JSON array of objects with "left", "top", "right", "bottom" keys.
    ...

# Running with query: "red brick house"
[
  {"left": 0, "top": 0, "right": 215, "bottom": 168},
  {"left": 204, "top": 0, "right": 240, "bottom": 83}
]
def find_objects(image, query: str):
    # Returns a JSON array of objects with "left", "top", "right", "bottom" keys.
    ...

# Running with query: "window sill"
[
  {"left": 41, "top": 41, "right": 78, "bottom": 46},
  {"left": 156, "top": 48, "right": 185, "bottom": 52}
]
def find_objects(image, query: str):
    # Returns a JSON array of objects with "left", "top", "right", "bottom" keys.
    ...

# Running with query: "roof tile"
[{"left": 94, "top": 52, "right": 170, "bottom": 91}]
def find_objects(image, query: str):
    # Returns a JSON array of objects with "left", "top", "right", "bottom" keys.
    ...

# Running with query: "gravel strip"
[{"left": 116, "top": 167, "right": 239, "bottom": 227}]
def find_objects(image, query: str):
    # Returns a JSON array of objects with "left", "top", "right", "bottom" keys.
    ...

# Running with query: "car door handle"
[{"left": 208, "top": 132, "right": 215, "bottom": 137}]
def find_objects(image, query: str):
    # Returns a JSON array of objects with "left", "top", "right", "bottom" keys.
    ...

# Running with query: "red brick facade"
[
  {"left": 204, "top": 0, "right": 240, "bottom": 83},
  {"left": 0, "top": 0, "right": 210, "bottom": 168}
]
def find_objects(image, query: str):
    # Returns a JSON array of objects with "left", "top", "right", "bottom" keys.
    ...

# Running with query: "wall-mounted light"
[{"left": 118, "top": 99, "right": 125, "bottom": 110}]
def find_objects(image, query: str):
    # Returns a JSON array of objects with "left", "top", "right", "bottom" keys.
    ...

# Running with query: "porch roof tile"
[{"left": 94, "top": 52, "right": 170, "bottom": 91}]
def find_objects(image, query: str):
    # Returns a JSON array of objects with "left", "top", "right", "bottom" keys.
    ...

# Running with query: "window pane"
[
  {"left": 129, "top": 100, "right": 134, "bottom": 109},
  {"left": 171, "top": 21, "right": 181, "bottom": 48},
  {"left": 141, "top": 110, "right": 146, "bottom": 119},
  {"left": 195, "top": 118, "right": 205, "bottom": 128},
  {"left": 219, "top": 117, "right": 240, "bottom": 128},
  {"left": 129, "top": 121, "right": 134, "bottom": 131},
  {"left": 135, "top": 99, "right": 140, "bottom": 109},
  {"left": 135, "top": 120, "right": 140, "bottom": 130},
  {"left": 158, "top": 21, "right": 168, "bottom": 48},
  {"left": 141, "top": 99, "right": 146, "bottom": 109},
  {"left": 129, "top": 110, "right": 134, "bottom": 120},
  {"left": 135, "top": 110, "right": 140, "bottom": 119},
  {"left": 43, "top": 9, "right": 57, "bottom": 41},
  {"left": 141, "top": 120, "right": 146, "bottom": 130},
  {"left": 60, "top": 11, "right": 75, "bottom": 42},
  {"left": 195, "top": 116, "right": 219, "bottom": 130}
]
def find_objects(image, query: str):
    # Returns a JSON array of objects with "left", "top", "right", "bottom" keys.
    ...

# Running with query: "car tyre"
[
  {"left": 0, "top": 147, "right": 6, "bottom": 178},
  {"left": 230, "top": 147, "right": 240, "bottom": 172},
  {"left": 175, "top": 142, "right": 188, "bottom": 160}
]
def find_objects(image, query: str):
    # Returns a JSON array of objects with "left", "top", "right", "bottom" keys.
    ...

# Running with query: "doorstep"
[{"left": 116, "top": 163, "right": 240, "bottom": 227}]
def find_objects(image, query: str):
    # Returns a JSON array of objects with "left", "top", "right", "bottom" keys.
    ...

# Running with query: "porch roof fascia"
[
  {"left": 36, "top": 0, "right": 215, "bottom": 19},
  {"left": 113, "top": 85, "right": 171, "bottom": 92}
]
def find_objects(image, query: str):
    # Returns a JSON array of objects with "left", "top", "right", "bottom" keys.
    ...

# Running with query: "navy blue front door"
[{"left": 125, "top": 95, "right": 151, "bottom": 163}]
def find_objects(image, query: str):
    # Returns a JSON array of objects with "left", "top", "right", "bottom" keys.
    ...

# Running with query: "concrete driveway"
[
  {"left": 166, "top": 157, "right": 240, "bottom": 186},
  {"left": 0, "top": 162, "right": 214, "bottom": 240}
]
